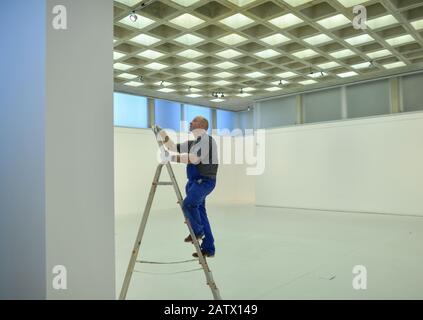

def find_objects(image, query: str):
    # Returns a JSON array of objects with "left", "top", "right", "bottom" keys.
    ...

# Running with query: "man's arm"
[
  {"left": 171, "top": 153, "right": 201, "bottom": 164},
  {"left": 158, "top": 129, "right": 177, "bottom": 152}
]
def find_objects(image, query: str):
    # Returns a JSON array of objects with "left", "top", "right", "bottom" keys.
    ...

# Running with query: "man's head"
[{"left": 189, "top": 116, "right": 209, "bottom": 135}]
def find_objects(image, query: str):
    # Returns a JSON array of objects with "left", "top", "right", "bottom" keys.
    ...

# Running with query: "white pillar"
[
  {"left": 46, "top": 0, "right": 115, "bottom": 299},
  {"left": 0, "top": 0, "right": 115, "bottom": 300}
]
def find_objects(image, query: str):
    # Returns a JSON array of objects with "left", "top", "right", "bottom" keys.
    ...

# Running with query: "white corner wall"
[
  {"left": 114, "top": 128, "right": 255, "bottom": 215},
  {"left": 256, "top": 112, "right": 423, "bottom": 216}
]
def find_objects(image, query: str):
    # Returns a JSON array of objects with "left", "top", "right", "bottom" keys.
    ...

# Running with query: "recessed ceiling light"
[
  {"left": 237, "top": 93, "right": 252, "bottom": 97},
  {"left": 366, "top": 49, "right": 392, "bottom": 59},
  {"left": 158, "top": 88, "right": 176, "bottom": 93},
  {"left": 345, "top": 34, "right": 375, "bottom": 46},
  {"left": 184, "top": 81, "right": 202, "bottom": 86},
  {"left": 215, "top": 61, "right": 238, "bottom": 69},
  {"left": 243, "top": 87, "right": 256, "bottom": 92},
  {"left": 330, "top": 49, "right": 356, "bottom": 59},
  {"left": 114, "top": 52, "right": 126, "bottom": 60},
  {"left": 269, "top": 14, "right": 303, "bottom": 29},
  {"left": 171, "top": 0, "right": 201, "bottom": 7},
  {"left": 317, "top": 62, "right": 341, "bottom": 69},
  {"left": 211, "top": 98, "right": 225, "bottom": 102},
  {"left": 154, "top": 81, "right": 173, "bottom": 87},
  {"left": 174, "top": 34, "right": 204, "bottom": 46},
  {"left": 246, "top": 72, "right": 266, "bottom": 78},
  {"left": 124, "top": 81, "right": 143, "bottom": 87},
  {"left": 180, "top": 62, "right": 203, "bottom": 70},
  {"left": 317, "top": 14, "right": 350, "bottom": 29},
  {"left": 303, "top": 34, "right": 333, "bottom": 46},
  {"left": 214, "top": 80, "right": 232, "bottom": 86},
  {"left": 130, "top": 34, "right": 161, "bottom": 46},
  {"left": 144, "top": 62, "right": 168, "bottom": 70},
  {"left": 292, "top": 49, "right": 318, "bottom": 59},
  {"left": 182, "top": 72, "right": 203, "bottom": 79},
  {"left": 386, "top": 34, "right": 415, "bottom": 46},
  {"left": 265, "top": 87, "right": 282, "bottom": 92},
  {"left": 366, "top": 15, "right": 398, "bottom": 30},
  {"left": 282, "top": 0, "right": 313, "bottom": 6},
  {"left": 114, "top": 63, "right": 132, "bottom": 71},
  {"left": 177, "top": 49, "right": 204, "bottom": 59},
  {"left": 170, "top": 13, "right": 205, "bottom": 29},
  {"left": 337, "top": 71, "right": 358, "bottom": 78},
  {"left": 115, "top": 0, "right": 141, "bottom": 7},
  {"left": 216, "top": 49, "right": 243, "bottom": 59},
  {"left": 215, "top": 72, "right": 235, "bottom": 78},
  {"left": 336, "top": 0, "right": 370, "bottom": 7},
  {"left": 255, "top": 49, "right": 281, "bottom": 59},
  {"left": 271, "top": 80, "right": 290, "bottom": 86},
  {"left": 186, "top": 93, "right": 202, "bottom": 98},
  {"left": 119, "top": 14, "right": 155, "bottom": 30},
  {"left": 260, "top": 33, "right": 291, "bottom": 46},
  {"left": 227, "top": 0, "right": 257, "bottom": 6},
  {"left": 383, "top": 61, "right": 406, "bottom": 69},
  {"left": 137, "top": 49, "right": 164, "bottom": 59},
  {"left": 217, "top": 33, "right": 248, "bottom": 45},
  {"left": 277, "top": 71, "right": 297, "bottom": 78},
  {"left": 351, "top": 62, "right": 372, "bottom": 69},
  {"left": 411, "top": 19, "right": 423, "bottom": 30},
  {"left": 299, "top": 80, "right": 317, "bottom": 85},
  {"left": 117, "top": 73, "right": 138, "bottom": 80},
  {"left": 308, "top": 72, "right": 328, "bottom": 78},
  {"left": 220, "top": 13, "right": 254, "bottom": 29}
]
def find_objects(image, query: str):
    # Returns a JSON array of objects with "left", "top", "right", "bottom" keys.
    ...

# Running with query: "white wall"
[
  {"left": 256, "top": 112, "right": 423, "bottom": 216},
  {"left": 114, "top": 128, "right": 255, "bottom": 215}
]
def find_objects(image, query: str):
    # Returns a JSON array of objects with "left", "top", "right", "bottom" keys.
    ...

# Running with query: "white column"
[{"left": 45, "top": 0, "right": 115, "bottom": 299}]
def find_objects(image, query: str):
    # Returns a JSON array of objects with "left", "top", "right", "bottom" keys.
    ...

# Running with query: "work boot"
[{"left": 193, "top": 250, "right": 215, "bottom": 258}]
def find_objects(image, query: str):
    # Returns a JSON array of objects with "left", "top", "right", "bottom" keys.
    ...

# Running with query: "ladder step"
[{"left": 155, "top": 182, "right": 173, "bottom": 186}]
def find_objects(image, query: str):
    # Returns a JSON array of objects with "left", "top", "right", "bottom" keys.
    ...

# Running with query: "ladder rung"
[{"left": 154, "top": 182, "right": 173, "bottom": 186}]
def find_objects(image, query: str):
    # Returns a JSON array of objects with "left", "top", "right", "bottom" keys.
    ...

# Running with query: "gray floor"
[{"left": 115, "top": 204, "right": 423, "bottom": 300}]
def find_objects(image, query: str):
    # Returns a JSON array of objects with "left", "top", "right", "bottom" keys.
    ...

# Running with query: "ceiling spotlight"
[
  {"left": 129, "top": 11, "right": 138, "bottom": 22},
  {"left": 221, "top": 93, "right": 225, "bottom": 98},
  {"left": 247, "top": 106, "right": 251, "bottom": 111},
  {"left": 139, "top": 76, "right": 144, "bottom": 82},
  {"left": 160, "top": 80, "right": 164, "bottom": 86},
  {"left": 240, "top": 88, "right": 244, "bottom": 94}
]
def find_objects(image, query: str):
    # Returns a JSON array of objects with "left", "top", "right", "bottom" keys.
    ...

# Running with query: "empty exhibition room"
[{"left": 1, "top": 0, "right": 423, "bottom": 301}]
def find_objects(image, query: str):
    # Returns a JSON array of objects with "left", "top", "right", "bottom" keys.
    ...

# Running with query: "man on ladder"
[{"left": 159, "top": 116, "right": 218, "bottom": 258}]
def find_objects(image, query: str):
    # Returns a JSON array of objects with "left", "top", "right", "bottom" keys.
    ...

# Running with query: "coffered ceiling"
[{"left": 113, "top": 0, "right": 423, "bottom": 111}]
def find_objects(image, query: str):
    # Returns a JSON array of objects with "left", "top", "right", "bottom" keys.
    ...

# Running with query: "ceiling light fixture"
[{"left": 129, "top": 11, "right": 138, "bottom": 22}]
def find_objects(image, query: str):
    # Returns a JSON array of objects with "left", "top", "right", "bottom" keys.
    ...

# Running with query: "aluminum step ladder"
[{"left": 119, "top": 125, "right": 222, "bottom": 300}]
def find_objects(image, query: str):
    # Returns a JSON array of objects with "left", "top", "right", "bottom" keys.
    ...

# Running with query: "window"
[
  {"left": 183, "top": 104, "right": 212, "bottom": 133},
  {"left": 346, "top": 80, "right": 390, "bottom": 118},
  {"left": 402, "top": 72, "right": 423, "bottom": 112},
  {"left": 304, "top": 87, "right": 342, "bottom": 123},
  {"left": 155, "top": 99, "right": 181, "bottom": 132},
  {"left": 259, "top": 95, "right": 296, "bottom": 128},
  {"left": 216, "top": 109, "right": 237, "bottom": 135},
  {"left": 114, "top": 92, "right": 148, "bottom": 128}
]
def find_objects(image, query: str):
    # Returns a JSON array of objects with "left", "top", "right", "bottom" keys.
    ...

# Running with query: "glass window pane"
[
  {"left": 217, "top": 109, "right": 236, "bottom": 135},
  {"left": 259, "top": 95, "right": 296, "bottom": 128},
  {"left": 346, "top": 80, "right": 390, "bottom": 118},
  {"left": 114, "top": 92, "right": 148, "bottom": 128},
  {"left": 184, "top": 104, "right": 212, "bottom": 134},
  {"left": 155, "top": 99, "right": 181, "bottom": 132},
  {"left": 304, "top": 87, "right": 342, "bottom": 123},
  {"left": 402, "top": 72, "right": 423, "bottom": 112}
]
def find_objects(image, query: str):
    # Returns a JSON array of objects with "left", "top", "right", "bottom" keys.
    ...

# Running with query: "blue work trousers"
[{"left": 183, "top": 177, "right": 216, "bottom": 254}]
